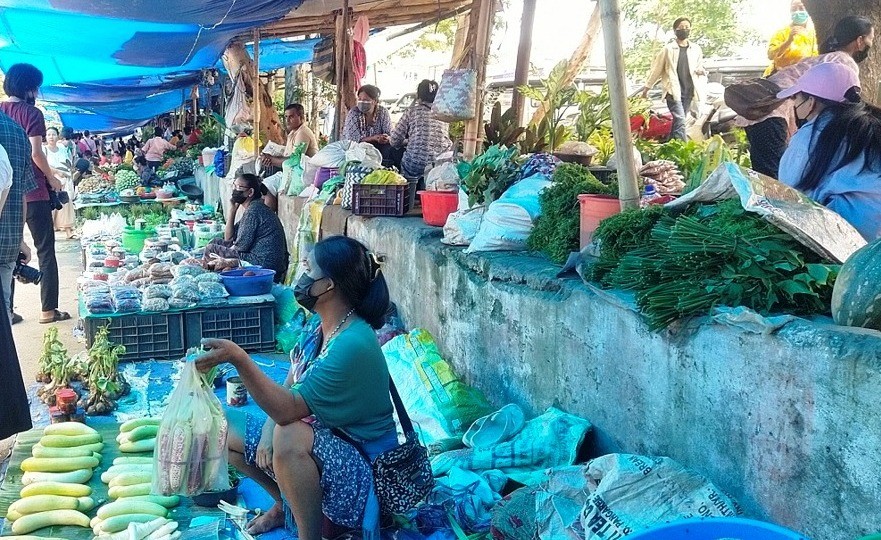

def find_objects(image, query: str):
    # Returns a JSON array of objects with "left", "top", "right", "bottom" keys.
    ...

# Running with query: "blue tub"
[{"left": 220, "top": 268, "right": 276, "bottom": 296}]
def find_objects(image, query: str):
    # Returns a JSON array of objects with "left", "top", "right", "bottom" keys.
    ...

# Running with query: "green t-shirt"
[{"left": 296, "top": 318, "right": 396, "bottom": 441}]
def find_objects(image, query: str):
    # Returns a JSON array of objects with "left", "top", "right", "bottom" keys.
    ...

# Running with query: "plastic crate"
[
  {"left": 185, "top": 303, "right": 275, "bottom": 352},
  {"left": 352, "top": 184, "right": 409, "bottom": 217},
  {"left": 84, "top": 312, "right": 186, "bottom": 362}
]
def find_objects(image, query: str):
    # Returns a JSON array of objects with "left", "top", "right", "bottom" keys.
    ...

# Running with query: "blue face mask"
[{"left": 792, "top": 11, "right": 809, "bottom": 25}]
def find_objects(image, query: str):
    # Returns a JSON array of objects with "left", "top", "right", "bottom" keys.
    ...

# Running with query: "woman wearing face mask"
[
  {"left": 343, "top": 85, "right": 393, "bottom": 159},
  {"left": 739, "top": 15, "right": 874, "bottom": 179},
  {"left": 764, "top": 1, "right": 818, "bottom": 76},
  {"left": 194, "top": 236, "right": 397, "bottom": 540},
  {"left": 202, "top": 173, "right": 288, "bottom": 281},
  {"left": 777, "top": 63, "right": 881, "bottom": 241}
]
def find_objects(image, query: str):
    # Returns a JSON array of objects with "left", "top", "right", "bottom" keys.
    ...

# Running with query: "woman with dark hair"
[
  {"left": 739, "top": 15, "right": 874, "bottom": 179},
  {"left": 142, "top": 126, "right": 175, "bottom": 169},
  {"left": 343, "top": 85, "right": 393, "bottom": 163},
  {"left": 45, "top": 127, "right": 75, "bottom": 239},
  {"left": 202, "top": 173, "right": 288, "bottom": 281},
  {"left": 0, "top": 63, "right": 69, "bottom": 324},
  {"left": 390, "top": 79, "right": 453, "bottom": 206},
  {"left": 196, "top": 236, "right": 396, "bottom": 540},
  {"left": 777, "top": 62, "right": 881, "bottom": 240}
]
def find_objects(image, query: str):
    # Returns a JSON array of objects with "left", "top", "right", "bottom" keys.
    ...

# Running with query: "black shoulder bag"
[{"left": 333, "top": 378, "right": 434, "bottom": 516}]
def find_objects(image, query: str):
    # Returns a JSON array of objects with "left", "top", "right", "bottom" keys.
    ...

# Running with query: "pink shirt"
[{"left": 143, "top": 136, "right": 175, "bottom": 162}]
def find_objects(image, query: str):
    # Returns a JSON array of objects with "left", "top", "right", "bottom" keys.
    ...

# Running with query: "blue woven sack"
[{"left": 433, "top": 69, "right": 477, "bottom": 122}]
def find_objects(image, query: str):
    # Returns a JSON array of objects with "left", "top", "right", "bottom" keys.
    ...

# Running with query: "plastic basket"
[
  {"left": 185, "top": 303, "right": 275, "bottom": 352},
  {"left": 627, "top": 518, "right": 809, "bottom": 540},
  {"left": 84, "top": 311, "right": 186, "bottom": 362},
  {"left": 352, "top": 184, "right": 409, "bottom": 217}
]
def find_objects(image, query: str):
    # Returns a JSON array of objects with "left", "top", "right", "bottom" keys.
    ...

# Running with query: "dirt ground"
[{"left": 1, "top": 232, "right": 82, "bottom": 460}]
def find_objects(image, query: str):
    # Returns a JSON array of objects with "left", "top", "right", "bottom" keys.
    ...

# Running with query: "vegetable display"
[
  {"left": 590, "top": 200, "right": 839, "bottom": 330},
  {"left": 80, "top": 326, "right": 130, "bottom": 415},
  {"left": 35, "top": 327, "right": 78, "bottom": 405},
  {"left": 114, "top": 169, "right": 140, "bottom": 192},
  {"left": 458, "top": 144, "right": 523, "bottom": 207},
  {"left": 831, "top": 237, "right": 881, "bottom": 330},
  {"left": 527, "top": 163, "right": 617, "bottom": 263}
]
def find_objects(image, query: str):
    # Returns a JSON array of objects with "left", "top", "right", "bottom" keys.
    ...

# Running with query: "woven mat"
[{"left": 0, "top": 423, "right": 223, "bottom": 538}]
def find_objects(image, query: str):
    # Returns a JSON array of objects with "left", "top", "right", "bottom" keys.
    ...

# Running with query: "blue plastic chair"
[{"left": 626, "top": 518, "right": 810, "bottom": 540}]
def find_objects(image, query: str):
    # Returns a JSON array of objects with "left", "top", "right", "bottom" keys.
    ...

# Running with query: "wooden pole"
[
  {"left": 462, "top": 0, "right": 494, "bottom": 159},
  {"left": 511, "top": 0, "right": 536, "bottom": 127},
  {"left": 334, "top": 0, "right": 353, "bottom": 140},
  {"left": 599, "top": 0, "right": 640, "bottom": 210},
  {"left": 253, "top": 28, "right": 261, "bottom": 160}
]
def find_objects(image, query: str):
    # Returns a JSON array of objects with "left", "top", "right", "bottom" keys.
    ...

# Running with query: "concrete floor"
[{"left": 1, "top": 232, "right": 82, "bottom": 459}]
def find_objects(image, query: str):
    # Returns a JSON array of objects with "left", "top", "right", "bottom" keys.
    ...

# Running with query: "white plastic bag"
[
  {"left": 426, "top": 162, "right": 461, "bottom": 192},
  {"left": 465, "top": 176, "right": 551, "bottom": 253},
  {"left": 442, "top": 207, "right": 485, "bottom": 246},
  {"left": 310, "top": 140, "right": 355, "bottom": 169},
  {"left": 344, "top": 142, "right": 383, "bottom": 169},
  {"left": 225, "top": 76, "right": 251, "bottom": 128}
]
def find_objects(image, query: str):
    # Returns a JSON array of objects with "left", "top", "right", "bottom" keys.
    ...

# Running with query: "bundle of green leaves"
[
  {"left": 458, "top": 144, "right": 523, "bottom": 207},
  {"left": 587, "top": 205, "right": 667, "bottom": 284},
  {"left": 600, "top": 199, "right": 840, "bottom": 330},
  {"left": 527, "top": 163, "right": 617, "bottom": 264}
]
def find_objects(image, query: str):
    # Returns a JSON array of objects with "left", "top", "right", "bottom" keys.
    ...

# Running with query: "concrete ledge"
[{"left": 346, "top": 215, "right": 881, "bottom": 540}]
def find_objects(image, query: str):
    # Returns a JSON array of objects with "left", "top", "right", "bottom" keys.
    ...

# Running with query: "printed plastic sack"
[
  {"left": 341, "top": 161, "right": 376, "bottom": 210},
  {"left": 666, "top": 162, "right": 867, "bottom": 263},
  {"left": 283, "top": 143, "right": 307, "bottom": 196},
  {"left": 382, "top": 329, "right": 494, "bottom": 445},
  {"left": 466, "top": 175, "right": 551, "bottom": 253},
  {"left": 153, "top": 354, "right": 230, "bottom": 496},
  {"left": 433, "top": 69, "right": 477, "bottom": 122}
]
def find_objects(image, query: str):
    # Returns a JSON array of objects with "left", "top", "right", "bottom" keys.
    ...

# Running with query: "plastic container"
[
  {"left": 122, "top": 226, "right": 156, "bottom": 254},
  {"left": 84, "top": 311, "right": 186, "bottom": 362},
  {"left": 219, "top": 268, "right": 276, "bottom": 296},
  {"left": 201, "top": 147, "right": 219, "bottom": 169},
  {"left": 626, "top": 518, "right": 808, "bottom": 540},
  {"left": 192, "top": 485, "right": 238, "bottom": 507},
  {"left": 640, "top": 185, "right": 661, "bottom": 208},
  {"left": 352, "top": 184, "right": 409, "bottom": 217},
  {"left": 578, "top": 194, "right": 621, "bottom": 249},
  {"left": 418, "top": 190, "right": 459, "bottom": 226},
  {"left": 315, "top": 167, "right": 339, "bottom": 189},
  {"left": 184, "top": 303, "right": 275, "bottom": 352}
]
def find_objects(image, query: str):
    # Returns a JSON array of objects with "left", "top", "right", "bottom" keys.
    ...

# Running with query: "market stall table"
[{"left": 74, "top": 197, "right": 188, "bottom": 210}]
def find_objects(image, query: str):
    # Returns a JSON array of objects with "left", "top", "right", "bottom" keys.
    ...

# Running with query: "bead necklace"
[{"left": 321, "top": 308, "right": 355, "bottom": 354}]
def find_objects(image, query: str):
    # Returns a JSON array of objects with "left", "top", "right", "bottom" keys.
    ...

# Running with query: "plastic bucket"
[
  {"left": 315, "top": 167, "right": 338, "bottom": 189},
  {"left": 122, "top": 226, "right": 156, "bottom": 254},
  {"left": 578, "top": 194, "right": 620, "bottom": 249},
  {"left": 418, "top": 191, "right": 459, "bottom": 227}
]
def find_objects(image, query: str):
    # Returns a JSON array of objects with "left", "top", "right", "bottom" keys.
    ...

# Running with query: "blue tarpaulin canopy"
[{"left": 0, "top": 0, "right": 310, "bottom": 131}]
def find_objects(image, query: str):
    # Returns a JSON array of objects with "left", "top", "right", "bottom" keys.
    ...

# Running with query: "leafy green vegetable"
[
  {"left": 587, "top": 205, "right": 666, "bottom": 284},
  {"left": 527, "top": 163, "right": 616, "bottom": 263},
  {"left": 655, "top": 139, "right": 706, "bottom": 180},
  {"left": 458, "top": 145, "right": 522, "bottom": 207}
]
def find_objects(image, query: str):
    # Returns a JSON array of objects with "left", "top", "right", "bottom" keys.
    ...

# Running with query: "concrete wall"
[{"left": 346, "top": 216, "right": 881, "bottom": 540}]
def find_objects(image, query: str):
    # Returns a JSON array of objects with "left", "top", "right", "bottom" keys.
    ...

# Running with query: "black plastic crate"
[
  {"left": 352, "top": 184, "right": 409, "bottom": 217},
  {"left": 84, "top": 311, "right": 186, "bottom": 362},
  {"left": 185, "top": 303, "right": 275, "bottom": 353}
]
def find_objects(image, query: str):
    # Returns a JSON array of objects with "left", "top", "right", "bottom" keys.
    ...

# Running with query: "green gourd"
[{"left": 832, "top": 238, "right": 881, "bottom": 330}]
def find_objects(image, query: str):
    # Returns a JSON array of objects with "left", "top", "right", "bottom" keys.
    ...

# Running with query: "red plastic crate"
[{"left": 352, "top": 184, "right": 409, "bottom": 217}]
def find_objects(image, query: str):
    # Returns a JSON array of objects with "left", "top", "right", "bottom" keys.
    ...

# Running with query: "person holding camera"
[{"left": 0, "top": 63, "right": 69, "bottom": 324}]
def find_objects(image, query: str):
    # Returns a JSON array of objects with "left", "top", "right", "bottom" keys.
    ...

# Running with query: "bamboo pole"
[
  {"left": 462, "top": 0, "right": 494, "bottom": 159},
  {"left": 599, "top": 0, "right": 640, "bottom": 210},
  {"left": 511, "top": 0, "right": 536, "bottom": 126}
]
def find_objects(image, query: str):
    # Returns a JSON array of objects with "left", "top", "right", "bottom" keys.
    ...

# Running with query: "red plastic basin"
[{"left": 418, "top": 190, "right": 459, "bottom": 227}]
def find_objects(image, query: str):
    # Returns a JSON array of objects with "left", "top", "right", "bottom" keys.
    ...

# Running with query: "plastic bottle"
[{"left": 640, "top": 184, "right": 661, "bottom": 207}]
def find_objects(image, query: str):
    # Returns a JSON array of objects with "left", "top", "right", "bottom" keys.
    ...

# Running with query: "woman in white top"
[{"left": 45, "top": 127, "right": 75, "bottom": 239}]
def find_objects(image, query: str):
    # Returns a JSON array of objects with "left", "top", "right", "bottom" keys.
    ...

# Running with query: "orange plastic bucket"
[
  {"left": 418, "top": 191, "right": 459, "bottom": 227},
  {"left": 578, "top": 194, "right": 621, "bottom": 249}
]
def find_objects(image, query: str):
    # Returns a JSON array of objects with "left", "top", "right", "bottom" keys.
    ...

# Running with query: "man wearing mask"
[
  {"left": 765, "top": 1, "right": 819, "bottom": 76},
  {"left": 642, "top": 18, "right": 706, "bottom": 141}
]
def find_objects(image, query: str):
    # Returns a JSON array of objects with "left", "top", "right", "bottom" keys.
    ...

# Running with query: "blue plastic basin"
[{"left": 220, "top": 268, "right": 276, "bottom": 296}]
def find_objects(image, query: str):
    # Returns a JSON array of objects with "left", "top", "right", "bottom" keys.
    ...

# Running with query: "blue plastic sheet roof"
[{"left": 0, "top": 0, "right": 307, "bottom": 131}]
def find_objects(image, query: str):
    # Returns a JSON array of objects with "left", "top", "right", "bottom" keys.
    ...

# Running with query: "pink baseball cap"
[{"left": 777, "top": 62, "right": 861, "bottom": 102}]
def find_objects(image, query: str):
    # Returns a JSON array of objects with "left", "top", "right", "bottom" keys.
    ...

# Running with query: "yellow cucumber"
[
  {"left": 31, "top": 443, "right": 99, "bottom": 459},
  {"left": 101, "top": 464, "right": 152, "bottom": 484},
  {"left": 120, "top": 418, "right": 161, "bottom": 433},
  {"left": 11, "top": 509, "right": 90, "bottom": 534},
  {"left": 90, "top": 516, "right": 102, "bottom": 528},
  {"left": 120, "top": 438, "right": 156, "bottom": 453},
  {"left": 8, "top": 495, "right": 80, "bottom": 515},
  {"left": 20, "top": 481, "right": 92, "bottom": 498},
  {"left": 21, "top": 469, "right": 92, "bottom": 485},
  {"left": 5, "top": 509, "right": 22, "bottom": 521},
  {"left": 40, "top": 433, "right": 102, "bottom": 448},
  {"left": 21, "top": 456, "right": 99, "bottom": 473},
  {"left": 113, "top": 456, "right": 154, "bottom": 466},
  {"left": 97, "top": 500, "right": 167, "bottom": 520},
  {"left": 109, "top": 482, "right": 152, "bottom": 499},
  {"left": 77, "top": 496, "right": 96, "bottom": 512},
  {"left": 110, "top": 471, "right": 153, "bottom": 488},
  {"left": 116, "top": 431, "right": 133, "bottom": 445},
  {"left": 128, "top": 425, "right": 160, "bottom": 442},
  {"left": 43, "top": 422, "right": 99, "bottom": 438},
  {"left": 125, "top": 495, "right": 181, "bottom": 508},
  {"left": 98, "top": 514, "right": 160, "bottom": 534}
]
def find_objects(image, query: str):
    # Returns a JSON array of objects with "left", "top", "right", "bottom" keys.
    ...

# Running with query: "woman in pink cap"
[{"left": 778, "top": 62, "right": 881, "bottom": 241}]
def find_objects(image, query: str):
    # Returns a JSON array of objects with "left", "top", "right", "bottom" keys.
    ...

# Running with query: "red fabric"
[
  {"left": 0, "top": 101, "right": 49, "bottom": 202},
  {"left": 352, "top": 40, "right": 366, "bottom": 86}
]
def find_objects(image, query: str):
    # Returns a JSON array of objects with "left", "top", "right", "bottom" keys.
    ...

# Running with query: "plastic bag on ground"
[
  {"left": 465, "top": 175, "right": 551, "bottom": 253},
  {"left": 153, "top": 355, "right": 230, "bottom": 496},
  {"left": 382, "top": 329, "right": 494, "bottom": 445}
]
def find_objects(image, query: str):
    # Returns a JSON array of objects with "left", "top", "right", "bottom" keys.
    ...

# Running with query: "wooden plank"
[{"left": 0, "top": 424, "right": 225, "bottom": 539}]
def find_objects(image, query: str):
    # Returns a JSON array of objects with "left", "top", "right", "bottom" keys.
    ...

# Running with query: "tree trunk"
[
  {"left": 804, "top": 0, "right": 881, "bottom": 101},
  {"left": 284, "top": 66, "right": 297, "bottom": 106},
  {"left": 221, "top": 41, "right": 285, "bottom": 144},
  {"left": 529, "top": 2, "right": 601, "bottom": 126}
]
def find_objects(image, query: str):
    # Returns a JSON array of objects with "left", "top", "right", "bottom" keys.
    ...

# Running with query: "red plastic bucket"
[
  {"left": 418, "top": 191, "right": 459, "bottom": 226},
  {"left": 578, "top": 194, "right": 621, "bottom": 249}
]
